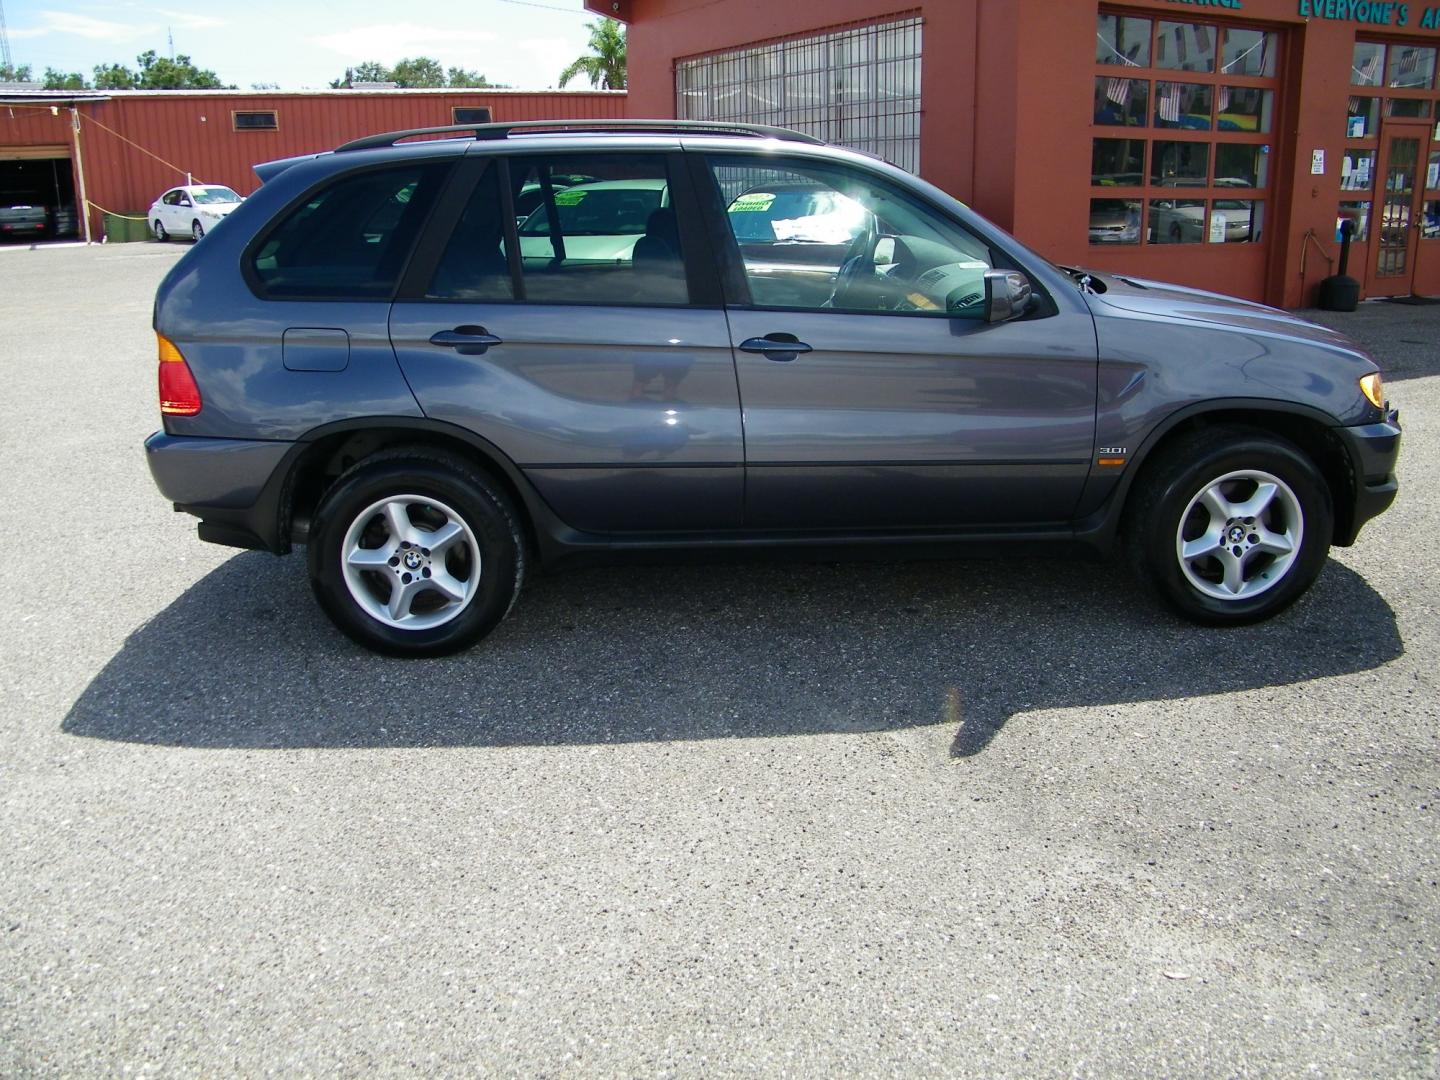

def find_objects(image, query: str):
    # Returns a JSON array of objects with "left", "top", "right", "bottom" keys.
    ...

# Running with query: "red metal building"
[
  {"left": 591, "top": 0, "right": 1440, "bottom": 305},
  {"left": 0, "top": 87, "right": 626, "bottom": 241}
]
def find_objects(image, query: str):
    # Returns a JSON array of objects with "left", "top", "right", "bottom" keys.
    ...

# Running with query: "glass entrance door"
[{"left": 1375, "top": 132, "right": 1421, "bottom": 289}]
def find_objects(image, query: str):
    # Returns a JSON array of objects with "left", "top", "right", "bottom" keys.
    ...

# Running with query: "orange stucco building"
[{"left": 592, "top": 0, "right": 1440, "bottom": 304}]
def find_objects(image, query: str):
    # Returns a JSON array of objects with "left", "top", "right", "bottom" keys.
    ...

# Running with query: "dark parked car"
[
  {"left": 145, "top": 120, "right": 1401, "bottom": 656},
  {"left": 0, "top": 204, "right": 48, "bottom": 240}
]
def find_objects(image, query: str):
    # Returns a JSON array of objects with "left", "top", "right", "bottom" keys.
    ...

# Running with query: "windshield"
[
  {"left": 519, "top": 186, "right": 662, "bottom": 237},
  {"left": 193, "top": 187, "right": 241, "bottom": 204}
]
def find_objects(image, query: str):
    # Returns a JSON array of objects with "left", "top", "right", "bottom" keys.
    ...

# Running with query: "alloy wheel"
[
  {"left": 1174, "top": 469, "right": 1303, "bottom": 601},
  {"left": 339, "top": 494, "right": 482, "bottom": 630}
]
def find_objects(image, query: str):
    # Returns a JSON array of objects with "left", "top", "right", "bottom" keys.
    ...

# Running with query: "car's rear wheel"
[
  {"left": 307, "top": 451, "right": 526, "bottom": 656},
  {"left": 1125, "top": 427, "right": 1333, "bottom": 624},
  {"left": 153, "top": 220, "right": 168, "bottom": 242},
  {"left": 191, "top": 219, "right": 204, "bottom": 241}
]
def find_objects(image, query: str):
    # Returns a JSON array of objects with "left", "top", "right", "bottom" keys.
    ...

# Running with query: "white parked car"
[
  {"left": 516, "top": 179, "right": 668, "bottom": 264},
  {"left": 148, "top": 184, "right": 244, "bottom": 242}
]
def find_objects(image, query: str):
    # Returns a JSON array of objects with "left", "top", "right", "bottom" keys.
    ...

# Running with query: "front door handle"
[
  {"left": 739, "top": 334, "right": 813, "bottom": 362},
  {"left": 429, "top": 325, "right": 503, "bottom": 355}
]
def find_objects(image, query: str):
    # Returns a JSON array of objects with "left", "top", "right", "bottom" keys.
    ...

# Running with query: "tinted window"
[
  {"left": 709, "top": 158, "right": 994, "bottom": 317},
  {"left": 251, "top": 162, "right": 449, "bottom": 299},
  {"left": 427, "top": 165, "right": 514, "bottom": 302},
  {"left": 233, "top": 111, "right": 278, "bottom": 131},
  {"left": 507, "top": 154, "right": 688, "bottom": 306}
]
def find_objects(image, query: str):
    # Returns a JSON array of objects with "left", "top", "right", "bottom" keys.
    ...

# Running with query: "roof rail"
[{"left": 334, "top": 119, "right": 826, "bottom": 153}]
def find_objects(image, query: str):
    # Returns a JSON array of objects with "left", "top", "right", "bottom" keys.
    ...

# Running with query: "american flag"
[
  {"left": 1159, "top": 83, "right": 1182, "bottom": 124},
  {"left": 1353, "top": 50, "right": 1380, "bottom": 86},
  {"left": 1218, "top": 85, "right": 1231, "bottom": 114},
  {"left": 1106, "top": 78, "right": 1131, "bottom": 107}
]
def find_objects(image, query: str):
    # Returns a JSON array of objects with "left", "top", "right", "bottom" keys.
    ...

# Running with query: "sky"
[{"left": 1, "top": 0, "right": 605, "bottom": 90}]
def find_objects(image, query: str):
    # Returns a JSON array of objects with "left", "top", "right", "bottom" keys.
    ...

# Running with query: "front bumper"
[
  {"left": 145, "top": 432, "right": 295, "bottom": 552},
  {"left": 1333, "top": 408, "right": 1401, "bottom": 546}
]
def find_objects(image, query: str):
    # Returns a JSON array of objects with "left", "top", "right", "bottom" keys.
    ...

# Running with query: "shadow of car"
[{"left": 62, "top": 552, "right": 1401, "bottom": 757}]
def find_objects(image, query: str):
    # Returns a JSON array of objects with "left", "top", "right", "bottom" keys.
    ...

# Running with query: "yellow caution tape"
[{"left": 86, "top": 200, "right": 149, "bottom": 221}]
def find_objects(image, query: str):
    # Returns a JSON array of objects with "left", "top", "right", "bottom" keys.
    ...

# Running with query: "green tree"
[
  {"left": 558, "top": 18, "right": 626, "bottom": 89},
  {"left": 92, "top": 62, "right": 138, "bottom": 89},
  {"left": 0, "top": 63, "right": 35, "bottom": 82},
  {"left": 43, "top": 68, "right": 89, "bottom": 90},
  {"left": 134, "top": 50, "right": 230, "bottom": 89},
  {"left": 388, "top": 57, "right": 447, "bottom": 88},
  {"left": 330, "top": 58, "right": 500, "bottom": 89},
  {"left": 446, "top": 65, "right": 493, "bottom": 88},
  {"left": 330, "top": 61, "right": 393, "bottom": 88},
  {"left": 91, "top": 51, "right": 231, "bottom": 90}
]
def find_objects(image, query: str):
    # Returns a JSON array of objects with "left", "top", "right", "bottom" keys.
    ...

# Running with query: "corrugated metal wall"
[{"left": 0, "top": 89, "right": 627, "bottom": 234}]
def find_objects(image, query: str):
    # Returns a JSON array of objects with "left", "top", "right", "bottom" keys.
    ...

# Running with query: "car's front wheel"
[
  {"left": 191, "top": 219, "right": 204, "bottom": 241},
  {"left": 153, "top": 220, "right": 168, "bottom": 242},
  {"left": 1126, "top": 428, "right": 1334, "bottom": 624},
  {"left": 307, "top": 451, "right": 526, "bottom": 656}
]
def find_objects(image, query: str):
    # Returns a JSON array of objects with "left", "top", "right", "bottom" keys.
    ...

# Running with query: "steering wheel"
[{"left": 823, "top": 215, "right": 880, "bottom": 310}]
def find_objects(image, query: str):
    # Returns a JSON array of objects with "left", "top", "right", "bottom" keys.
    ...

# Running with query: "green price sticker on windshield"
[
  {"left": 554, "top": 189, "right": 589, "bottom": 206},
  {"left": 730, "top": 192, "right": 776, "bottom": 213}
]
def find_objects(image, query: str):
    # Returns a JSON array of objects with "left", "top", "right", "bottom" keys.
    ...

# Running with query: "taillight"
[{"left": 157, "top": 333, "right": 202, "bottom": 416}]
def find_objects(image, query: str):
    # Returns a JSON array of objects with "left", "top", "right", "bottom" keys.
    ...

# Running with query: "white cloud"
[
  {"left": 151, "top": 8, "right": 227, "bottom": 30},
  {"left": 515, "top": 37, "right": 576, "bottom": 88},
  {"left": 313, "top": 23, "right": 497, "bottom": 64},
  {"left": 13, "top": 11, "right": 160, "bottom": 42}
]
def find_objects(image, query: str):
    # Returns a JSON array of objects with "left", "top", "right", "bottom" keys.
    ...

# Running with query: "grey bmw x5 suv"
[{"left": 144, "top": 120, "right": 1401, "bottom": 656}]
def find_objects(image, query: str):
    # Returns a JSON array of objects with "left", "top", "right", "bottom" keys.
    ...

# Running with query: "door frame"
[{"left": 1368, "top": 119, "right": 1432, "bottom": 297}]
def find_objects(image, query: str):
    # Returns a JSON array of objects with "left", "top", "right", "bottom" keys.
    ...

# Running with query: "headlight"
[{"left": 1359, "top": 372, "right": 1385, "bottom": 408}]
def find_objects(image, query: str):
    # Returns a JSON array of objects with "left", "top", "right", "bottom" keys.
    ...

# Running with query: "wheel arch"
[
  {"left": 1092, "top": 399, "right": 1356, "bottom": 548},
  {"left": 275, "top": 418, "right": 562, "bottom": 562}
]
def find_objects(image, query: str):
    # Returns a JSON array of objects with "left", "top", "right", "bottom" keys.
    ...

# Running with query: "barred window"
[{"left": 676, "top": 15, "right": 922, "bottom": 174}]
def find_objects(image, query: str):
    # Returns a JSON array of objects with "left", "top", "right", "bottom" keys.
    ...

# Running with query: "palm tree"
[{"left": 558, "top": 18, "right": 626, "bottom": 89}]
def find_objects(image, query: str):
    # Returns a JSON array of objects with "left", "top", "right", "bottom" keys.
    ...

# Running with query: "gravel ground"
[{"left": 0, "top": 242, "right": 1436, "bottom": 1078}]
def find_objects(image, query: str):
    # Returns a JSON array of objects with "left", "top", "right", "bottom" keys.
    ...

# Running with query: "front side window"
[
  {"left": 251, "top": 161, "right": 449, "bottom": 298},
  {"left": 708, "top": 157, "right": 994, "bottom": 318}
]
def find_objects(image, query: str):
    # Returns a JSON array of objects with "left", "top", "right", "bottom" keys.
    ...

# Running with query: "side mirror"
[{"left": 983, "top": 270, "right": 1032, "bottom": 323}]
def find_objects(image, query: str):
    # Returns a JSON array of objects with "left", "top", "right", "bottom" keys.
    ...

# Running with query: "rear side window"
[
  {"left": 509, "top": 154, "right": 689, "bottom": 306},
  {"left": 251, "top": 162, "right": 450, "bottom": 299}
]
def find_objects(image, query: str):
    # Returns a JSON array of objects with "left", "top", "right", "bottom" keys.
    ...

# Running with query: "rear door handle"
[
  {"left": 738, "top": 335, "right": 813, "bottom": 362},
  {"left": 429, "top": 325, "right": 503, "bottom": 355}
]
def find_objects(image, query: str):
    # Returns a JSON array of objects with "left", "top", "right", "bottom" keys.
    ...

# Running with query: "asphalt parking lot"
[{"left": 1, "top": 241, "right": 1436, "bottom": 1077}]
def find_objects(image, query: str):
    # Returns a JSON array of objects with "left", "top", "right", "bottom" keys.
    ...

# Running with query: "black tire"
[
  {"left": 191, "top": 219, "right": 204, "bottom": 241},
  {"left": 307, "top": 450, "right": 527, "bottom": 657},
  {"left": 153, "top": 220, "right": 168, "bottom": 242},
  {"left": 1124, "top": 426, "right": 1333, "bottom": 625}
]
